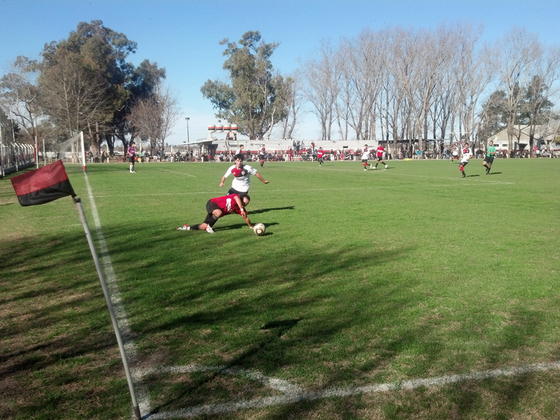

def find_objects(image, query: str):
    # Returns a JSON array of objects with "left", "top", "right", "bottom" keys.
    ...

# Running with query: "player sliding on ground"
[{"left": 177, "top": 193, "right": 253, "bottom": 234}]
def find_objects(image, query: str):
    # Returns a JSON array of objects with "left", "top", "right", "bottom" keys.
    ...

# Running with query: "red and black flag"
[{"left": 11, "top": 160, "right": 76, "bottom": 206}]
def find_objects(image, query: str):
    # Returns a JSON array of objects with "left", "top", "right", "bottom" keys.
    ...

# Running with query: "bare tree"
[
  {"left": 491, "top": 27, "right": 543, "bottom": 153},
  {"left": 452, "top": 24, "right": 493, "bottom": 152},
  {"left": 336, "top": 30, "right": 385, "bottom": 141},
  {"left": 38, "top": 45, "right": 113, "bottom": 149},
  {"left": 0, "top": 56, "right": 41, "bottom": 142},
  {"left": 127, "top": 84, "right": 180, "bottom": 154},
  {"left": 278, "top": 72, "right": 303, "bottom": 140},
  {"left": 300, "top": 40, "right": 340, "bottom": 140}
]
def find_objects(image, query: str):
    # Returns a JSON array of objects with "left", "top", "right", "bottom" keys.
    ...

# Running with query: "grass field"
[{"left": 1, "top": 157, "right": 560, "bottom": 419}]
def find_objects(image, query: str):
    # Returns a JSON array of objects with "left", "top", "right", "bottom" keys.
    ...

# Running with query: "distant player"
[
  {"left": 459, "top": 142, "right": 473, "bottom": 178},
  {"left": 372, "top": 144, "right": 388, "bottom": 169},
  {"left": 451, "top": 147, "right": 458, "bottom": 163},
  {"left": 483, "top": 140, "right": 496, "bottom": 175},
  {"left": 259, "top": 146, "right": 266, "bottom": 167},
  {"left": 127, "top": 141, "right": 136, "bottom": 173},
  {"left": 177, "top": 193, "right": 253, "bottom": 234},
  {"left": 361, "top": 145, "right": 370, "bottom": 171},
  {"left": 317, "top": 147, "right": 325, "bottom": 166},
  {"left": 235, "top": 144, "right": 245, "bottom": 159}
]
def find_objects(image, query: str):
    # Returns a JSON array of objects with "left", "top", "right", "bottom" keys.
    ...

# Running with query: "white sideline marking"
[
  {"left": 160, "top": 169, "right": 197, "bottom": 177},
  {"left": 83, "top": 175, "right": 153, "bottom": 417},
  {"left": 139, "top": 361, "right": 560, "bottom": 419},
  {"left": 134, "top": 365, "right": 303, "bottom": 395}
]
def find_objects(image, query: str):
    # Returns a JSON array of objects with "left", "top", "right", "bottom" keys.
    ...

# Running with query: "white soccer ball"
[{"left": 253, "top": 223, "right": 266, "bottom": 236}]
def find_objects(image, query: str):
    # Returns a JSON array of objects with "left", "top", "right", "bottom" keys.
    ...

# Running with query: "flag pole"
[{"left": 73, "top": 197, "right": 141, "bottom": 420}]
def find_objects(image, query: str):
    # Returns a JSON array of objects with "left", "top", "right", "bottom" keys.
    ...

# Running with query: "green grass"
[{"left": 1, "top": 157, "right": 560, "bottom": 419}]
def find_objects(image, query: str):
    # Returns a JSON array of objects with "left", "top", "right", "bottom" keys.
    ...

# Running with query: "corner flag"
[
  {"left": 10, "top": 160, "right": 141, "bottom": 419},
  {"left": 11, "top": 160, "right": 76, "bottom": 206}
]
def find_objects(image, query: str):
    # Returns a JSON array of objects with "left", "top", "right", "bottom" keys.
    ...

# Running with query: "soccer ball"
[{"left": 253, "top": 223, "right": 266, "bottom": 236}]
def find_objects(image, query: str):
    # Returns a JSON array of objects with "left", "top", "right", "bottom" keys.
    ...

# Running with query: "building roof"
[{"left": 488, "top": 124, "right": 560, "bottom": 143}]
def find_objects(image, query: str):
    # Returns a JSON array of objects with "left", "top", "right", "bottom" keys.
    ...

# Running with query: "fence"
[{"left": 0, "top": 143, "right": 36, "bottom": 177}]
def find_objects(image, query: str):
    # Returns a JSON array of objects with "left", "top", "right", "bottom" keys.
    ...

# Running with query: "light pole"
[{"left": 185, "top": 117, "right": 190, "bottom": 151}]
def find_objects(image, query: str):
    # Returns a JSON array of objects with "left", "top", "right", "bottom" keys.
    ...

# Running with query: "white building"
[{"left": 487, "top": 124, "right": 560, "bottom": 152}]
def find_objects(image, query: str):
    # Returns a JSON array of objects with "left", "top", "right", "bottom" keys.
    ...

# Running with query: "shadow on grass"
[
  {"left": 1, "top": 217, "right": 556, "bottom": 419},
  {"left": 148, "top": 318, "right": 304, "bottom": 415}
]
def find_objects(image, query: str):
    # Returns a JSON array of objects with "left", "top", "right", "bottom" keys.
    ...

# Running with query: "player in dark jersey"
[
  {"left": 483, "top": 140, "right": 496, "bottom": 175},
  {"left": 177, "top": 193, "right": 253, "bottom": 233}
]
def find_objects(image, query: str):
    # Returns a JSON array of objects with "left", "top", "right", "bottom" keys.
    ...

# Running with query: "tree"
[
  {"left": 519, "top": 42, "right": 560, "bottom": 156},
  {"left": 300, "top": 40, "right": 340, "bottom": 140},
  {"left": 201, "top": 31, "right": 290, "bottom": 140},
  {"left": 38, "top": 21, "right": 148, "bottom": 153},
  {"left": 479, "top": 90, "right": 508, "bottom": 141},
  {"left": 39, "top": 45, "right": 112, "bottom": 146},
  {"left": 491, "top": 27, "right": 543, "bottom": 153},
  {"left": 0, "top": 56, "right": 41, "bottom": 142},
  {"left": 127, "top": 84, "right": 180, "bottom": 154},
  {"left": 111, "top": 59, "right": 166, "bottom": 154},
  {"left": 277, "top": 72, "right": 302, "bottom": 140}
]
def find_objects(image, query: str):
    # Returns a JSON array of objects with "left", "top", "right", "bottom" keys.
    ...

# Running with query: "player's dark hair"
[{"left": 234, "top": 153, "right": 244, "bottom": 161}]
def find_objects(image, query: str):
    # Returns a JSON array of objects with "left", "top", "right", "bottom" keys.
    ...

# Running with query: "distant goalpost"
[{"left": 44, "top": 131, "right": 87, "bottom": 173}]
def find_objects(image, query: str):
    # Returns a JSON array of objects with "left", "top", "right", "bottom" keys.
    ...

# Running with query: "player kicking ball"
[
  {"left": 371, "top": 144, "right": 388, "bottom": 169},
  {"left": 177, "top": 193, "right": 253, "bottom": 233}
]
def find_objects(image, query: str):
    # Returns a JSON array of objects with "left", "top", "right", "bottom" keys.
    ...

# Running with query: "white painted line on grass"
[
  {"left": 142, "top": 361, "right": 560, "bottom": 419},
  {"left": 83, "top": 175, "right": 153, "bottom": 418},
  {"left": 160, "top": 169, "right": 197, "bottom": 177}
]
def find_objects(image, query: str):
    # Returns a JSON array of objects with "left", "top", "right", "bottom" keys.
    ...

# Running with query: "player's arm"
[
  {"left": 234, "top": 195, "right": 252, "bottom": 228},
  {"left": 255, "top": 173, "right": 269, "bottom": 184},
  {"left": 219, "top": 176, "right": 226, "bottom": 187}
]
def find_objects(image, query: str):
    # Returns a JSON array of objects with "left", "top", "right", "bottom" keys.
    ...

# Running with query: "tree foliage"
[
  {"left": 0, "top": 20, "right": 166, "bottom": 155},
  {"left": 127, "top": 84, "right": 181, "bottom": 154},
  {"left": 201, "top": 31, "right": 290, "bottom": 140}
]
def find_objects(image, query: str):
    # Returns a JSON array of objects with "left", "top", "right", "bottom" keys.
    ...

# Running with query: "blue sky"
[{"left": 1, "top": 0, "right": 560, "bottom": 144}]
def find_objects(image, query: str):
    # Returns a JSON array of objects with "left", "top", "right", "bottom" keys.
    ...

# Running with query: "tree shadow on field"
[
  {"left": 3, "top": 212, "right": 554, "bottom": 419},
  {"left": 149, "top": 318, "right": 304, "bottom": 415},
  {"left": 0, "top": 229, "right": 136, "bottom": 419}
]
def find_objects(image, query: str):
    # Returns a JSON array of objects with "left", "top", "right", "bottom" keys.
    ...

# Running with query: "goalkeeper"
[{"left": 483, "top": 140, "right": 496, "bottom": 175}]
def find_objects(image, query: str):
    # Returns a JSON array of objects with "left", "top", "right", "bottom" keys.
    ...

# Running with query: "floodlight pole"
[
  {"left": 185, "top": 117, "right": 190, "bottom": 151},
  {"left": 73, "top": 197, "right": 141, "bottom": 420}
]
